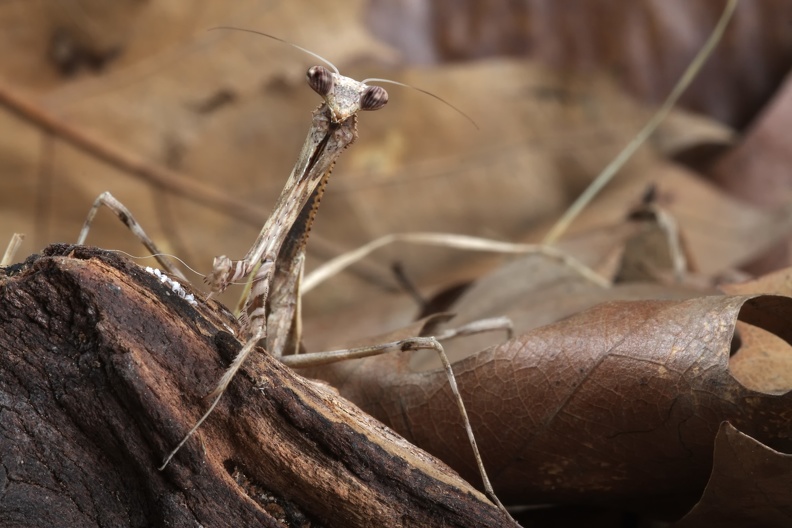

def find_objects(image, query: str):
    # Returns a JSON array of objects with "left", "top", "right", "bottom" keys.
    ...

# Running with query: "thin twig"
[
  {"left": 0, "top": 79, "right": 264, "bottom": 224},
  {"left": 542, "top": 0, "right": 739, "bottom": 244},
  {"left": 302, "top": 231, "right": 609, "bottom": 293}
]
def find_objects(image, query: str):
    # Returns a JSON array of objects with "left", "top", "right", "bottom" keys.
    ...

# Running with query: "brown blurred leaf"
[
  {"left": 366, "top": 1, "right": 792, "bottom": 279},
  {"left": 651, "top": 107, "right": 735, "bottom": 161},
  {"left": 303, "top": 293, "right": 792, "bottom": 515},
  {"left": 709, "top": 71, "right": 792, "bottom": 273},
  {"left": 722, "top": 265, "right": 792, "bottom": 297},
  {"left": 705, "top": 66, "right": 792, "bottom": 210},
  {"left": 522, "top": 164, "right": 792, "bottom": 278},
  {"left": 368, "top": 0, "right": 792, "bottom": 129},
  {"left": 674, "top": 422, "right": 792, "bottom": 528}
]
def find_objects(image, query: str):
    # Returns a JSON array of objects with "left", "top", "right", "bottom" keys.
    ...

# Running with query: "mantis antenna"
[
  {"left": 209, "top": 27, "right": 478, "bottom": 129},
  {"left": 209, "top": 26, "right": 340, "bottom": 74}
]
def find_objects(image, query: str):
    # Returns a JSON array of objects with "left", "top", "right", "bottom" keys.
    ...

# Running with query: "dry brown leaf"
[
  {"left": 708, "top": 71, "right": 792, "bottom": 273},
  {"left": 674, "top": 422, "right": 792, "bottom": 528},
  {"left": 709, "top": 69, "right": 792, "bottom": 210},
  {"left": 368, "top": 0, "right": 792, "bottom": 129},
  {"left": 651, "top": 107, "right": 735, "bottom": 161},
  {"left": 721, "top": 267, "right": 792, "bottom": 394},
  {"left": 722, "top": 265, "right": 792, "bottom": 297},
  {"left": 520, "top": 164, "right": 792, "bottom": 278},
  {"left": 302, "top": 293, "right": 792, "bottom": 515},
  {"left": 420, "top": 257, "right": 705, "bottom": 365}
]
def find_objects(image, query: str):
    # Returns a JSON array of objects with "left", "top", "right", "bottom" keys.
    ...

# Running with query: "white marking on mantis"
[{"left": 145, "top": 266, "right": 197, "bottom": 306}]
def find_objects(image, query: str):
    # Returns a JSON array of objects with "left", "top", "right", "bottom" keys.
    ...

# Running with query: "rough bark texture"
[{"left": 0, "top": 245, "right": 510, "bottom": 528}]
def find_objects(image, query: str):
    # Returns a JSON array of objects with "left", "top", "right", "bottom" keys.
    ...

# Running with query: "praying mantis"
[{"left": 76, "top": 30, "right": 514, "bottom": 517}]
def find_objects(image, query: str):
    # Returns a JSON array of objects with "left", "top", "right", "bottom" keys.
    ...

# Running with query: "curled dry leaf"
[
  {"left": 304, "top": 292, "right": 792, "bottom": 514},
  {"left": 721, "top": 267, "right": 792, "bottom": 395},
  {"left": 673, "top": 422, "right": 792, "bottom": 528}
]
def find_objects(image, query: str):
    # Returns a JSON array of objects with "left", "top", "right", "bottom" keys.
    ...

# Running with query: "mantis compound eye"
[
  {"left": 360, "top": 85, "right": 388, "bottom": 111},
  {"left": 307, "top": 65, "right": 334, "bottom": 96}
]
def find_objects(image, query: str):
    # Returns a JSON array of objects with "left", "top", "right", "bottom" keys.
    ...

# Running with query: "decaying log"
[{"left": 0, "top": 245, "right": 511, "bottom": 527}]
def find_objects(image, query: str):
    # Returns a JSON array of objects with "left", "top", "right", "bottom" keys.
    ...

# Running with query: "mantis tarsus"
[{"left": 77, "top": 31, "right": 513, "bottom": 517}]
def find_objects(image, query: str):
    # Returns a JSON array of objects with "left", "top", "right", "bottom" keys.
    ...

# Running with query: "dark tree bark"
[{"left": 0, "top": 245, "right": 510, "bottom": 527}]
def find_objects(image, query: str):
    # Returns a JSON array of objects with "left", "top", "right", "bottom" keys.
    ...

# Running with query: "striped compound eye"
[
  {"left": 307, "top": 65, "right": 334, "bottom": 96},
  {"left": 360, "top": 85, "right": 388, "bottom": 111}
]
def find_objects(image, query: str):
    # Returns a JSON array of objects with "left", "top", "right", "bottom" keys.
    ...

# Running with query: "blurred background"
[{"left": 2, "top": 0, "right": 792, "bottom": 320}]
